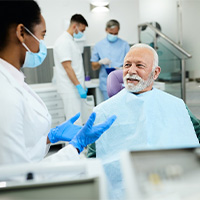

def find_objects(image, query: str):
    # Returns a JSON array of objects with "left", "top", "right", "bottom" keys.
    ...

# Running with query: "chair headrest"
[{"left": 107, "top": 69, "right": 124, "bottom": 98}]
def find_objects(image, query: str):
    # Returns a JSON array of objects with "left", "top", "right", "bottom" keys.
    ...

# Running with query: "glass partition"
[{"left": 139, "top": 26, "right": 184, "bottom": 98}]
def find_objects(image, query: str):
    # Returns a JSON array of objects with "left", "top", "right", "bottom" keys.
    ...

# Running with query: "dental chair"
[
  {"left": 107, "top": 69, "right": 165, "bottom": 98},
  {"left": 107, "top": 69, "right": 124, "bottom": 98}
]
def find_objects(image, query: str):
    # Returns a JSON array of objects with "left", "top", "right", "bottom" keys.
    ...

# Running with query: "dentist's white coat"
[{"left": 0, "top": 62, "right": 79, "bottom": 165}]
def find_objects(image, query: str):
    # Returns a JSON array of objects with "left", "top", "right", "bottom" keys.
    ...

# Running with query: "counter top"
[
  {"left": 29, "top": 81, "right": 200, "bottom": 93},
  {"left": 29, "top": 83, "right": 57, "bottom": 93},
  {"left": 85, "top": 79, "right": 99, "bottom": 88},
  {"left": 29, "top": 79, "right": 100, "bottom": 93}
]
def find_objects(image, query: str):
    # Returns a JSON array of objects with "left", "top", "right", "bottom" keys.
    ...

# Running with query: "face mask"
[
  {"left": 107, "top": 33, "right": 118, "bottom": 43},
  {"left": 22, "top": 27, "right": 47, "bottom": 68},
  {"left": 73, "top": 27, "right": 84, "bottom": 39}
]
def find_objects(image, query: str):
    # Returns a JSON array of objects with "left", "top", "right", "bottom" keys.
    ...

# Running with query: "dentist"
[
  {"left": 91, "top": 19, "right": 130, "bottom": 100},
  {"left": 0, "top": 0, "right": 116, "bottom": 165}
]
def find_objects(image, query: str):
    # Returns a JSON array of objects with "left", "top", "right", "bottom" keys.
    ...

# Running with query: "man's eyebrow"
[{"left": 136, "top": 60, "right": 146, "bottom": 64}]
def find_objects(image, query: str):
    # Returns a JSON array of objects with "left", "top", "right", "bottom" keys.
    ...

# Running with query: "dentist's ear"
[{"left": 16, "top": 24, "right": 25, "bottom": 43}]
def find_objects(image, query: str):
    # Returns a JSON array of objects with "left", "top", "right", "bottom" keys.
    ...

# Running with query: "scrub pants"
[{"left": 60, "top": 93, "right": 84, "bottom": 125}]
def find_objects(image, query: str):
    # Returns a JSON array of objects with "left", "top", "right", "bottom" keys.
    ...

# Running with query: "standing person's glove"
[
  {"left": 48, "top": 113, "right": 82, "bottom": 143},
  {"left": 69, "top": 112, "right": 117, "bottom": 153},
  {"left": 98, "top": 58, "right": 111, "bottom": 65},
  {"left": 76, "top": 84, "right": 87, "bottom": 98}
]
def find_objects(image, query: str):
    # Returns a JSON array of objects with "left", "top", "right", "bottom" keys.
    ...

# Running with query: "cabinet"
[
  {"left": 85, "top": 79, "right": 104, "bottom": 105},
  {"left": 29, "top": 83, "right": 65, "bottom": 128},
  {"left": 29, "top": 82, "right": 96, "bottom": 127},
  {"left": 29, "top": 83, "right": 95, "bottom": 149}
]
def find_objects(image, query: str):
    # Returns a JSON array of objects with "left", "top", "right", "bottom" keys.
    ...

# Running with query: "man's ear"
[
  {"left": 153, "top": 66, "right": 161, "bottom": 80},
  {"left": 16, "top": 24, "right": 25, "bottom": 43},
  {"left": 72, "top": 22, "right": 79, "bottom": 29},
  {"left": 72, "top": 23, "right": 78, "bottom": 33}
]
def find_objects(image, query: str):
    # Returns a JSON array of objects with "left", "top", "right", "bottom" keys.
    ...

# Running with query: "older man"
[{"left": 87, "top": 43, "right": 200, "bottom": 199}]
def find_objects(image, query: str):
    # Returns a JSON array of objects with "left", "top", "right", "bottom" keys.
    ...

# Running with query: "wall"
[
  {"left": 139, "top": 0, "right": 179, "bottom": 42},
  {"left": 138, "top": 0, "right": 200, "bottom": 79},
  {"left": 36, "top": 0, "right": 139, "bottom": 47},
  {"left": 36, "top": 0, "right": 200, "bottom": 79},
  {"left": 181, "top": 0, "right": 200, "bottom": 79}
]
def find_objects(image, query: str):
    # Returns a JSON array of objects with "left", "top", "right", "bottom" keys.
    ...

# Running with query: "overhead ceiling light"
[{"left": 90, "top": 1, "right": 109, "bottom": 13}]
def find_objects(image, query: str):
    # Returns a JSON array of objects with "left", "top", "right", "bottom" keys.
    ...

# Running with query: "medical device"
[
  {"left": 121, "top": 147, "right": 200, "bottom": 200},
  {"left": 0, "top": 159, "right": 107, "bottom": 200}
]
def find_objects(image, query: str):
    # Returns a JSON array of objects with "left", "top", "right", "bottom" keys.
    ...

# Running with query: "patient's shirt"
[{"left": 94, "top": 88, "right": 199, "bottom": 199}]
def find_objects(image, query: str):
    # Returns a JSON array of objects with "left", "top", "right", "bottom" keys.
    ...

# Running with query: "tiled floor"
[{"left": 164, "top": 81, "right": 200, "bottom": 119}]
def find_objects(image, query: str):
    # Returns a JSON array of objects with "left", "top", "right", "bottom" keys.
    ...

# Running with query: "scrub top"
[
  {"left": 54, "top": 31, "right": 85, "bottom": 94},
  {"left": 90, "top": 37, "right": 130, "bottom": 92}
]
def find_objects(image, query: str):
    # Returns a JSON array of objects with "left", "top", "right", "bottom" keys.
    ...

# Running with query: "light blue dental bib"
[{"left": 95, "top": 88, "right": 199, "bottom": 199}]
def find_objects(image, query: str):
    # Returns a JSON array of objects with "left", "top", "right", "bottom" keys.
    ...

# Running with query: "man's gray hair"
[
  {"left": 106, "top": 19, "right": 120, "bottom": 29},
  {"left": 130, "top": 43, "right": 159, "bottom": 70}
]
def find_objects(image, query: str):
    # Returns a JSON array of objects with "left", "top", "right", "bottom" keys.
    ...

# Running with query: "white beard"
[{"left": 123, "top": 72, "right": 154, "bottom": 93}]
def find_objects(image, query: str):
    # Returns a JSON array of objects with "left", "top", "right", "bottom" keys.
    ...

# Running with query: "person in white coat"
[
  {"left": 0, "top": 0, "right": 116, "bottom": 166},
  {"left": 53, "top": 14, "right": 88, "bottom": 125}
]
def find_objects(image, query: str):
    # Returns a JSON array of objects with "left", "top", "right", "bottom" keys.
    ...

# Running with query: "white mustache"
[{"left": 124, "top": 74, "right": 142, "bottom": 81}]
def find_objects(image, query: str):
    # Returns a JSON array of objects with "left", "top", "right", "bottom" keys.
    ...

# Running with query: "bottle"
[{"left": 85, "top": 71, "right": 91, "bottom": 81}]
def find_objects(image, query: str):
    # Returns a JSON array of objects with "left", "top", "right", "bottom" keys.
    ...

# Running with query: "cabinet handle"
[
  {"left": 51, "top": 113, "right": 59, "bottom": 116},
  {"left": 42, "top": 94, "right": 58, "bottom": 99},
  {"left": 49, "top": 104, "right": 58, "bottom": 107}
]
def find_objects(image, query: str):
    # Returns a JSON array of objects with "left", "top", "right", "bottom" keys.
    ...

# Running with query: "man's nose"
[{"left": 128, "top": 64, "right": 137, "bottom": 75}]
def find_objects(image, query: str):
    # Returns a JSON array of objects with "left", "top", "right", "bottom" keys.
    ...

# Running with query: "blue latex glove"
[
  {"left": 76, "top": 84, "right": 87, "bottom": 99},
  {"left": 48, "top": 113, "right": 82, "bottom": 143},
  {"left": 69, "top": 112, "right": 117, "bottom": 153}
]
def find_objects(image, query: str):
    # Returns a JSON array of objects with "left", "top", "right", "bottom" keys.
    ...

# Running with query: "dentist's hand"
[
  {"left": 76, "top": 84, "right": 87, "bottom": 99},
  {"left": 99, "top": 58, "right": 111, "bottom": 65},
  {"left": 48, "top": 113, "right": 82, "bottom": 143},
  {"left": 69, "top": 112, "right": 117, "bottom": 153}
]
